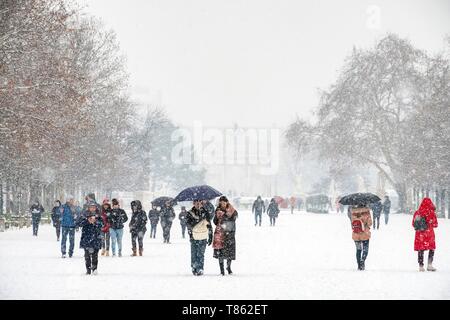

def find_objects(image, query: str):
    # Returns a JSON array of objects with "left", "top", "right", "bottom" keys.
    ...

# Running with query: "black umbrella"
[
  {"left": 174, "top": 185, "right": 222, "bottom": 202},
  {"left": 339, "top": 193, "right": 381, "bottom": 206},
  {"left": 151, "top": 196, "right": 176, "bottom": 207}
]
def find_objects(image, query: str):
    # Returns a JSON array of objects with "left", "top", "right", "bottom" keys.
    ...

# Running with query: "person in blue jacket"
[
  {"left": 60, "top": 197, "right": 77, "bottom": 258},
  {"left": 77, "top": 202, "right": 103, "bottom": 275}
]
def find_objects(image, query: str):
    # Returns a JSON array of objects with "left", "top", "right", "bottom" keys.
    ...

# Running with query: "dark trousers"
[
  {"left": 254, "top": 213, "right": 262, "bottom": 226},
  {"left": 32, "top": 220, "right": 40, "bottom": 235},
  {"left": 55, "top": 225, "right": 61, "bottom": 240},
  {"left": 270, "top": 216, "right": 276, "bottom": 226},
  {"left": 61, "top": 227, "right": 75, "bottom": 256},
  {"left": 181, "top": 224, "right": 187, "bottom": 238},
  {"left": 418, "top": 250, "right": 434, "bottom": 266},
  {"left": 190, "top": 239, "right": 207, "bottom": 273},
  {"left": 163, "top": 222, "right": 172, "bottom": 242},
  {"left": 384, "top": 213, "right": 389, "bottom": 225},
  {"left": 84, "top": 248, "right": 99, "bottom": 272},
  {"left": 354, "top": 240, "right": 369, "bottom": 267},
  {"left": 219, "top": 258, "right": 232, "bottom": 273},
  {"left": 131, "top": 231, "right": 145, "bottom": 250},
  {"left": 101, "top": 231, "right": 110, "bottom": 250},
  {"left": 150, "top": 223, "right": 157, "bottom": 238},
  {"left": 373, "top": 215, "right": 380, "bottom": 229}
]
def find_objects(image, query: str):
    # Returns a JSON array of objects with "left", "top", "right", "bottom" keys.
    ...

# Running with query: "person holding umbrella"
[
  {"left": 340, "top": 193, "right": 378, "bottom": 271},
  {"left": 186, "top": 200, "right": 213, "bottom": 276},
  {"left": 412, "top": 198, "right": 438, "bottom": 272},
  {"left": 213, "top": 196, "right": 238, "bottom": 275}
]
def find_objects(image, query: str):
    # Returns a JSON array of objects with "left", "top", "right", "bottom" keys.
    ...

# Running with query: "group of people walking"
[
  {"left": 252, "top": 196, "right": 280, "bottom": 226},
  {"left": 31, "top": 192, "right": 440, "bottom": 275}
]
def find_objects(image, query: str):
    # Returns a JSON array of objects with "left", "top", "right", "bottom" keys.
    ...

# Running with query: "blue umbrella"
[{"left": 174, "top": 185, "right": 222, "bottom": 201}]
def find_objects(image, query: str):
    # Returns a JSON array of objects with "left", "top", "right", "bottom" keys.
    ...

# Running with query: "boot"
[
  {"left": 419, "top": 265, "right": 425, "bottom": 272},
  {"left": 226, "top": 260, "right": 233, "bottom": 274},
  {"left": 101, "top": 248, "right": 105, "bottom": 256},
  {"left": 139, "top": 248, "right": 143, "bottom": 256},
  {"left": 131, "top": 248, "right": 137, "bottom": 256},
  {"left": 105, "top": 250, "right": 109, "bottom": 257},
  {"left": 427, "top": 263, "right": 436, "bottom": 272}
]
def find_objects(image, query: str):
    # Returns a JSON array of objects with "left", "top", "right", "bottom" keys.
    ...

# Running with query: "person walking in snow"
[
  {"left": 370, "top": 200, "right": 383, "bottom": 230},
  {"left": 383, "top": 195, "right": 391, "bottom": 225},
  {"left": 160, "top": 201, "right": 175, "bottom": 243},
  {"left": 30, "top": 200, "right": 44, "bottom": 236},
  {"left": 61, "top": 197, "right": 77, "bottom": 258},
  {"left": 267, "top": 198, "right": 280, "bottom": 226},
  {"left": 412, "top": 198, "right": 438, "bottom": 272},
  {"left": 350, "top": 205, "right": 372, "bottom": 271},
  {"left": 179, "top": 206, "right": 188, "bottom": 239},
  {"left": 148, "top": 204, "right": 160, "bottom": 239},
  {"left": 51, "top": 200, "right": 63, "bottom": 241},
  {"left": 252, "top": 195, "right": 265, "bottom": 226},
  {"left": 129, "top": 200, "right": 147, "bottom": 256},
  {"left": 213, "top": 196, "right": 238, "bottom": 275},
  {"left": 108, "top": 198, "right": 128, "bottom": 257},
  {"left": 100, "top": 199, "right": 112, "bottom": 256},
  {"left": 76, "top": 202, "right": 103, "bottom": 275},
  {"left": 186, "top": 200, "right": 213, "bottom": 276}
]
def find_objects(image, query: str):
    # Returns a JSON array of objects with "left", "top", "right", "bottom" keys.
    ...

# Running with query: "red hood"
[{"left": 416, "top": 197, "right": 435, "bottom": 217}]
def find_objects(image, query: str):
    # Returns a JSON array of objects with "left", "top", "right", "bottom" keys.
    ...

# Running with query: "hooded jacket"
[
  {"left": 412, "top": 198, "right": 438, "bottom": 251},
  {"left": 129, "top": 200, "right": 147, "bottom": 233}
]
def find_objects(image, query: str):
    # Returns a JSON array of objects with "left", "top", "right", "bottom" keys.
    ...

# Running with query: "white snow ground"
[{"left": 0, "top": 210, "right": 449, "bottom": 299}]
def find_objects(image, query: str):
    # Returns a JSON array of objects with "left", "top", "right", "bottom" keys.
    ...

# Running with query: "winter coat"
[
  {"left": 30, "top": 204, "right": 44, "bottom": 222},
  {"left": 148, "top": 209, "right": 160, "bottom": 225},
  {"left": 383, "top": 198, "right": 391, "bottom": 214},
  {"left": 412, "top": 198, "right": 438, "bottom": 251},
  {"left": 160, "top": 206, "right": 175, "bottom": 227},
  {"left": 101, "top": 208, "right": 112, "bottom": 233},
  {"left": 186, "top": 206, "right": 212, "bottom": 241},
  {"left": 267, "top": 202, "right": 280, "bottom": 217},
  {"left": 371, "top": 201, "right": 383, "bottom": 217},
  {"left": 252, "top": 199, "right": 265, "bottom": 214},
  {"left": 179, "top": 210, "right": 188, "bottom": 226},
  {"left": 108, "top": 208, "right": 128, "bottom": 230},
  {"left": 351, "top": 207, "right": 372, "bottom": 241},
  {"left": 129, "top": 210, "right": 147, "bottom": 234},
  {"left": 213, "top": 205, "right": 237, "bottom": 260},
  {"left": 77, "top": 216, "right": 103, "bottom": 250},
  {"left": 51, "top": 206, "right": 62, "bottom": 227},
  {"left": 61, "top": 203, "right": 77, "bottom": 228}
]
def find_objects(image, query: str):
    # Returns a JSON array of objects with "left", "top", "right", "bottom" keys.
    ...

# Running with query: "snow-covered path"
[{"left": 0, "top": 210, "right": 449, "bottom": 299}]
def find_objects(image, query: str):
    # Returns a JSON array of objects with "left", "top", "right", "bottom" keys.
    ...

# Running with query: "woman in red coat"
[{"left": 412, "top": 198, "right": 438, "bottom": 272}]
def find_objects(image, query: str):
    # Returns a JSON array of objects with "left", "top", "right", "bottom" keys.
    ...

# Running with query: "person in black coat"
[
  {"left": 76, "top": 203, "right": 103, "bottom": 275},
  {"left": 30, "top": 200, "right": 44, "bottom": 236},
  {"left": 108, "top": 198, "right": 128, "bottom": 257},
  {"left": 252, "top": 196, "right": 265, "bottom": 226},
  {"left": 148, "top": 204, "right": 160, "bottom": 239},
  {"left": 51, "top": 200, "right": 63, "bottom": 241},
  {"left": 370, "top": 200, "right": 383, "bottom": 230},
  {"left": 160, "top": 202, "right": 175, "bottom": 243},
  {"left": 213, "top": 196, "right": 238, "bottom": 275},
  {"left": 267, "top": 198, "right": 280, "bottom": 226},
  {"left": 129, "top": 200, "right": 147, "bottom": 256},
  {"left": 178, "top": 206, "right": 188, "bottom": 238}
]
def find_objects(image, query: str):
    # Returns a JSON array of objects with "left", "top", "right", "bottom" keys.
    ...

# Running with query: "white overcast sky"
[{"left": 82, "top": 0, "right": 449, "bottom": 128}]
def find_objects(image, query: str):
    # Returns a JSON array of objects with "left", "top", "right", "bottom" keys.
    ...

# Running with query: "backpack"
[
  {"left": 413, "top": 215, "right": 428, "bottom": 231},
  {"left": 352, "top": 220, "right": 364, "bottom": 233}
]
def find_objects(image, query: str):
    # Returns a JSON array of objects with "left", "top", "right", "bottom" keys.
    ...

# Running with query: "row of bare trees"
[
  {"left": 286, "top": 34, "right": 450, "bottom": 217},
  {"left": 0, "top": 0, "right": 204, "bottom": 214}
]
